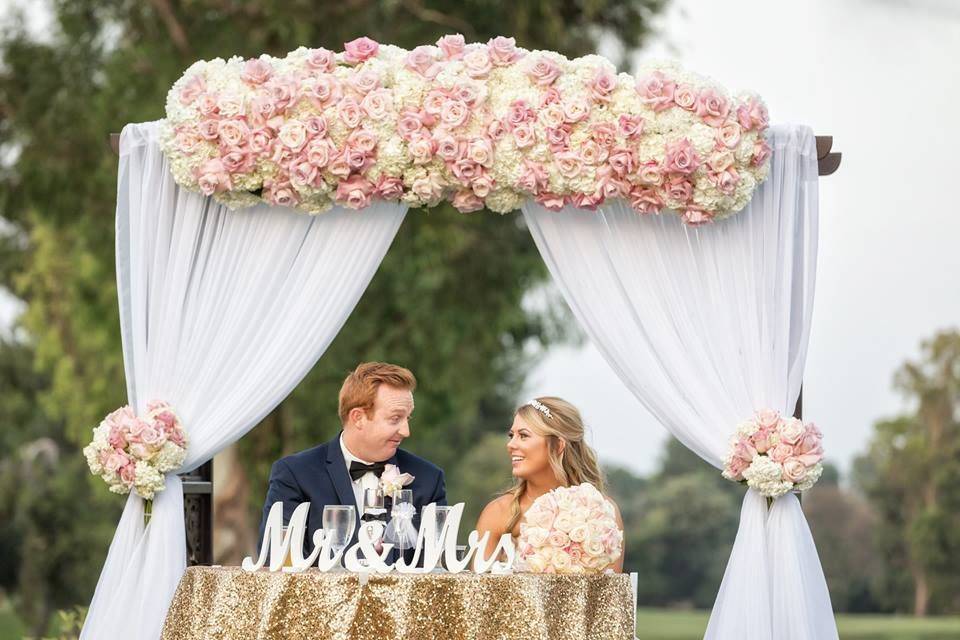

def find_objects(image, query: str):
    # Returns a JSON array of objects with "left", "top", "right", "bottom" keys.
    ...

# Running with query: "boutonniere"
[{"left": 379, "top": 464, "right": 414, "bottom": 495}]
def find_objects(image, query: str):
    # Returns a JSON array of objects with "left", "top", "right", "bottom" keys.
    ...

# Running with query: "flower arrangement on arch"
[
  {"left": 722, "top": 409, "right": 824, "bottom": 499},
  {"left": 161, "top": 35, "right": 770, "bottom": 224},
  {"left": 516, "top": 482, "right": 622, "bottom": 574},
  {"left": 82, "top": 401, "right": 188, "bottom": 501}
]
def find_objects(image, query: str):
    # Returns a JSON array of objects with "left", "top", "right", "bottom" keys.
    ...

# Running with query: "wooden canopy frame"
[{"left": 107, "top": 130, "right": 841, "bottom": 566}]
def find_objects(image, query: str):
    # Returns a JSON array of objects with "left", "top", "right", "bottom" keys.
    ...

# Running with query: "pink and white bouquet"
[
  {"left": 82, "top": 401, "right": 188, "bottom": 500},
  {"left": 516, "top": 482, "right": 622, "bottom": 574},
  {"left": 162, "top": 35, "right": 770, "bottom": 224},
  {"left": 722, "top": 409, "right": 824, "bottom": 498}
]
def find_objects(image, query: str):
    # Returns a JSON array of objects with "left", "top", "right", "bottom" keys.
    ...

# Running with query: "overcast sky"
[
  {"left": 526, "top": 0, "right": 960, "bottom": 476},
  {"left": 3, "top": 0, "right": 959, "bottom": 478}
]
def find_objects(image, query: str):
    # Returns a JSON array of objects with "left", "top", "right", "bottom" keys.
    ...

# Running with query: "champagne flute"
[
  {"left": 322, "top": 505, "right": 356, "bottom": 568},
  {"left": 433, "top": 506, "right": 453, "bottom": 572}
]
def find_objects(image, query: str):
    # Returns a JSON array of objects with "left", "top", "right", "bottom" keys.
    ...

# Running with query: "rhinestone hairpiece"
[{"left": 526, "top": 399, "right": 553, "bottom": 419}]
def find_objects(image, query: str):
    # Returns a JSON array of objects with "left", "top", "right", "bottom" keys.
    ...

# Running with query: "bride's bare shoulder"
[{"left": 476, "top": 494, "right": 514, "bottom": 532}]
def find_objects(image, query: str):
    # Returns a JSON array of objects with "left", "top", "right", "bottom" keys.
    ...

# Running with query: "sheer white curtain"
[
  {"left": 81, "top": 121, "right": 407, "bottom": 640},
  {"left": 522, "top": 125, "right": 836, "bottom": 639}
]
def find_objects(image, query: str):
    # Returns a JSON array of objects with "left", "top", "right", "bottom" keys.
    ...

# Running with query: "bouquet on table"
[
  {"left": 83, "top": 401, "right": 188, "bottom": 502},
  {"left": 516, "top": 482, "right": 622, "bottom": 574}
]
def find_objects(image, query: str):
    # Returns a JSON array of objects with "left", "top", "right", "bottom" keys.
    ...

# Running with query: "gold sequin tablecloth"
[{"left": 160, "top": 566, "right": 635, "bottom": 640}]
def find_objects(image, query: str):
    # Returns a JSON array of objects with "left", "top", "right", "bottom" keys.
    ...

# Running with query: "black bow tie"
[{"left": 349, "top": 460, "right": 386, "bottom": 481}]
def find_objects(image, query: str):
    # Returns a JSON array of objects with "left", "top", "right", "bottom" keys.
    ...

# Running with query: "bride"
[{"left": 475, "top": 396, "right": 625, "bottom": 571}]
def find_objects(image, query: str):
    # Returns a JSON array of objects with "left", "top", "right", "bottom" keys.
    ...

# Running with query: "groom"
[{"left": 256, "top": 361, "right": 447, "bottom": 558}]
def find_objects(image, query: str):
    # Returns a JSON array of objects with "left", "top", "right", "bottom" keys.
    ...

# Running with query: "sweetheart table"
[{"left": 160, "top": 566, "right": 635, "bottom": 640}]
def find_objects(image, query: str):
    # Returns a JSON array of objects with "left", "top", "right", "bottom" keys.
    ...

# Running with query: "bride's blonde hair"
[{"left": 503, "top": 396, "right": 605, "bottom": 532}]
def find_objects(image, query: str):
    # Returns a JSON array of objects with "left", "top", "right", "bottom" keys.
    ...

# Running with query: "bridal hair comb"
[{"left": 526, "top": 399, "right": 553, "bottom": 419}]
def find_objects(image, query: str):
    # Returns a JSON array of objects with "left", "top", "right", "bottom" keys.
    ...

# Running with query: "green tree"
[
  {"left": 853, "top": 329, "right": 960, "bottom": 615},
  {"left": 0, "top": 0, "right": 669, "bottom": 624}
]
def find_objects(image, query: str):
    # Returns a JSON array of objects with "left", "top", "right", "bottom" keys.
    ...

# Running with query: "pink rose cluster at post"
[
  {"left": 162, "top": 35, "right": 771, "bottom": 224},
  {"left": 722, "top": 409, "right": 825, "bottom": 498},
  {"left": 83, "top": 401, "right": 188, "bottom": 501},
  {"left": 516, "top": 483, "right": 622, "bottom": 574}
]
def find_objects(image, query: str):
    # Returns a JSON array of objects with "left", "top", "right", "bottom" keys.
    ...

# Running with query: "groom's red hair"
[{"left": 338, "top": 362, "right": 417, "bottom": 425}]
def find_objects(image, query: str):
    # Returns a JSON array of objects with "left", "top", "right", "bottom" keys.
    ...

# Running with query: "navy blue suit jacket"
[{"left": 256, "top": 433, "right": 446, "bottom": 558}]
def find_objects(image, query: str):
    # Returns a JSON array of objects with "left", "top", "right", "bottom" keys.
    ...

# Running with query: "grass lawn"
[{"left": 635, "top": 608, "right": 960, "bottom": 640}]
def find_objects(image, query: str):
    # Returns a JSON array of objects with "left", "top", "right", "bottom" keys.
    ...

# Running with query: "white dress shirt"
[{"left": 339, "top": 435, "right": 380, "bottom": 513}]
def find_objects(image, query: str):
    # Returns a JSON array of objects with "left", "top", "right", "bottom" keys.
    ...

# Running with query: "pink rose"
[
  {"left": 174, "top": 127, "right": 203, "bottom": 155},
  {"left": 412, "top": 173, "right": 446, "bottom": 203},
  {"left": 725, "top": 456, "right": 749, "bottom": 480},
  {"left": 673, "top": 84, "right": 697, "bottom": 110},
  {"left": 629, "top": 186, "right": 664, "bottom": 215},
  {"left": 408, "top": 133, "right": 437, "bottom": 165},
  {"left": 466, "top": 137, "right": 494, "bottom": 167},
  {"left": 327, "top": 152, "right": 351, "bottom": 179},
  {"left": 635, "top": 71, "right": 676, "bottom": 112},
  {"left": 518, "top": 161, "right": 548, "bottom": 195},
  {"left": 717, "top": 122, "right": 742, "bottom": 149},
  {"left": 540, "top": 87, "right": 562, "bottom": 107},
  {"left": 711, "top": 168, "right": 740, "bottom": 195},
  {"left": 336, "top": 175, "right": 375, "bottom": 210},
  {"left": 305, "top": 74, "right": 342, "bottom": 109},
  {"left": 732, "top": 439, "right": 757, "bottom": 463},
  {"left": 304, "top": 115, "right": 328, "bottom": 139},
  {"left": 454, "top": 82, "right": 484, "bottom": 107},
  {"left": 607, "top": 148, "right": 636, "bottom": 177},
  {"left": 579, "top": 140, "right": 607, "bottom": 166},
  {"left": 548, "top": 531, "right": 570, "bottom": 548},
  {"left": 306, "top": 138, "right": 333, "bottom": 168},
  {"left": 167, "top": 428, "right": 186, "bottom": 448},
  {"left": 265, "top": 179, "right": 300, "bottom": 207},
  {"left": 129, "top": 442, "right": 150, "bottom": 460},
  {"left": 108, "top": 426, "right": 127, "bottom": 450},
  {"left": 440, "top": 99, "right": 470, "bottom": 128},
  {"left": 770, "top": 443, "right": 796, "bottom": 464},
  {"left": 617, "top": 114, "right": 644, "bottom": 138},
  {"left": 119, "top": 463, "right": 136, "bottom": 486},
  {"left": 751, "top": 427, "right": 774, "bottom": 454},
  {"left": 666, "top": 176, "right": 694, "bottom": 203},
  {"left": 266, "top": 78, "right": 298, "bottom": 111},
  {"left": 572, "top": 191, "right": 604, "bottom": 210},
  {"left": 797, "top": 432, "right": 822, "bottom": 456},
  {"left": 452, "top": 189, "right": 485, "bottom": 213},
  {"left": 423, "top": 89, "right": 448, "bottom": 116},
  {"left": 588, "top": 68, "right": 618, "bottom": 103},
  {"left": 397, "top": 110, "right": 424, "bottom": 139},
  {"left": 178, "top": 75, "right": 206, "bottom": 105},
  {"left": 487, "top": 36, "right": 521, "bottom": 66},
  {"left": 140, "top": 425, "right": 166, "bottom": 448},
  {"left": 737, "top": 97, "right": 769, "bottom": 131},
  {"left": 197, "top": 119, "right": 220, "bottom": 141},
  {"left": 536, "top": 192, "right": 566, "bottom": 211},
  {"left": 545, "top": 126, "right": 570, "bottom": 151},
  {"left": 361, "top": 89, "right": 393, "bottom": 120},
  {"left": 221, "top": 147, "right": 253, "bottom": 174},
  {"left": 451, "top": 158, "right": 481, "bottom": 183},
  {"left": 598, "top": 171, "right": 627, "bottom": 199},
  {"left": 343, "top": 36, "right": 379, "bottom": 64},
  {"left": 664, "top": 139, "right": 701, "bottom": 175},
  {"left": 506, "top": 99, "right": 534, "bottom": 128},
  {"left": 290, "top": 159, "right": 319, "bottom": 189},
  {"left": 752, "top": 138, "right": 771, "bottom": 166},
  {"left": 463, "top": 47, "right": 492, "bottom": 78},
  {"left": 780, "top": 418, "right": 806, "bottom": 445},
  {"left": 349, "top": 69, "right": 380, "bottom": 95},
  {"left": 437, "top": 34, "right": 465, "bottom": 60},
  {"left": 528, "top": 55, "right": 562, "bottom": 86},
  {"left": 343, "top": 146, "right": 373, "bottom": 173},
  {"left": 486, "top": 119, "right": 506, "bottom": 141},
  {"left": 554, "top": 151, "right": 583, "bottom": 178},
  {"left": 247, "top": 94, "right": 276, "bottom": 129},
  {"left": 783, "top": 458, "right": 808, "bottom": 483},
  {"left": 218, "top": 119, "right": 250, "bottom": 148},
  {"left": 682, "top": 206, "right": 713, "bottom": 225},
  {"left": 405, "top": 46, "right": 441, "bottom": 79},
  {"left": 338, "top": 97, "right": 363, "bottom": 129},
  {"left": 562, "top": 99, "right": 590, "bottom": 124},
  {"left": 470, "top": 172, "right": 495, "bottom": 198},
  {"left": 241, "top": 58, "right": 272, "bottom": 85},
  {"left": 196, "top": 159, "right": 232, "bottom": 195},
  {"left": 512, "top": 122, "right": 536, "bottom": 148},
  {"left": 637, "top": 161, "right": 662, "bottom": 186},
  {"left": 540, "top": 104, "right": 565, "bottom": 129},
  {"left": 278, "top": 121, "right": 308, "bottom": 151},
  {"left": 590, "top": 123, "right": 617, "bottom": 149},
  {"left": 104, "top": 450, "right": 130, "bottom": 473},
  {"left": 347, "top": 128, "right": 378, "bottom": 154},
  {"left": 196, "top": 93, "right": 219, "bottom": 117},
  {"left": 376, "top": 176, "right": 405, "bottom": 200},
  {"left": 695, "top": 88, "right": 731, "bottom": 127},
  {"left": 305, "top": 48, "right": 336, "bottom": 72},
  {"left": 435, "top": 133, "right": 461, "bottom": 162}
]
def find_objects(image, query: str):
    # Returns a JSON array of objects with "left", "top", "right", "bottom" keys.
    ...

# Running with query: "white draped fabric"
[
  {"left": 81, "top": 121, "right": 408, "bottom": 640},
  {"left": 522, "top": 125, "right": 836, "bottom": 639}
]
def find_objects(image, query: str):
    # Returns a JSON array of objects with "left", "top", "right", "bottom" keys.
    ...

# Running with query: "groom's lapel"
[{"left": 324, "top": 432, "right": 357, "bottom": 508}]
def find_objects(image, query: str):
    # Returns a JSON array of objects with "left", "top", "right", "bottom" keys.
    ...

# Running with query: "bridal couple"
[{"left": 257, "top": 361, "right": 624, "bottom": 571}]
